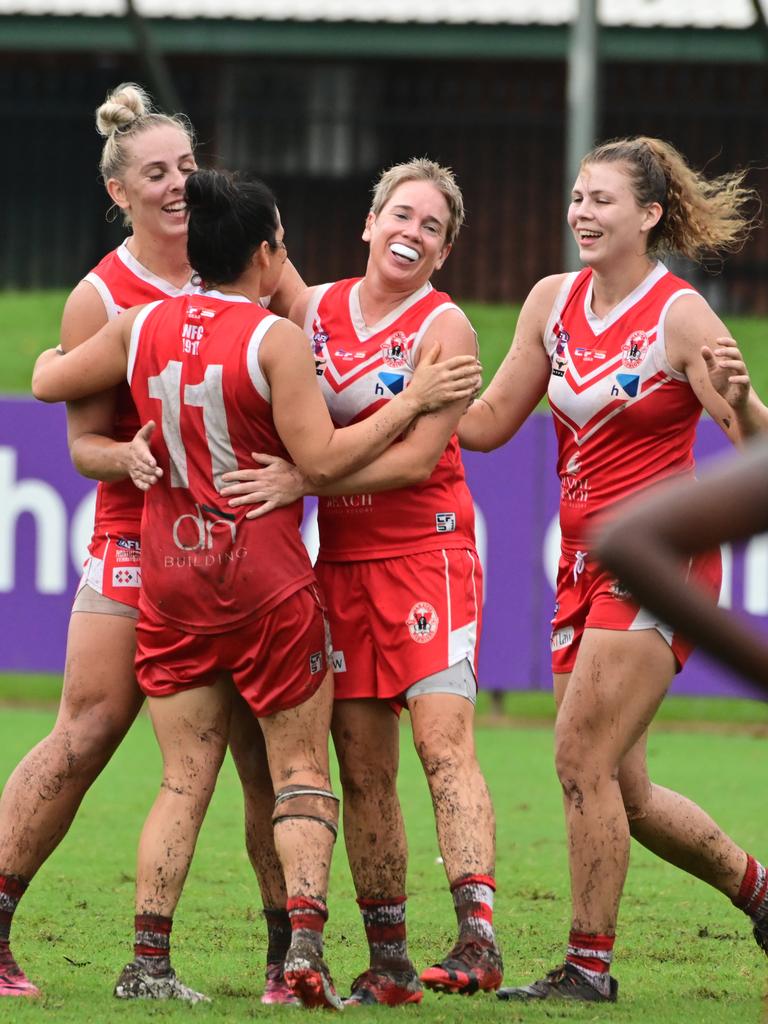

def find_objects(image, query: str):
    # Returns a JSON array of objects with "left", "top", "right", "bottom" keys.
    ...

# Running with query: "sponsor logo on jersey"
[
  {"left": 186, "top": 306, "right": 216, "bottom": 320},
  {"left": 551, "top": 356, "right": 567, "bottom": 378},
  {"left": 574, "top": 347, "right": 606, "bottom": 361},
  {"left": 116, "top": 537, "right": 141, "bottom": 552},
  {"left": 621, "top": 330, "right": 649, "bottom": 369},
  {"left": 435, "top": 512, "right": 456, "bottom": 533},
  {"left": 553, "top": 322, "right": 570, "bottom": 352},
  {"left": 323, "top": 493, "right": 373, "bottom": 510},
  {"left": 550, "top": 625, "right": 574, "bottom": 651},
  {"left": 112, "top": 567, "right": 141, "bottom": 587},
  {"left": 380, "top": 331, "right": 409, "bottom": 368},
  {"left": 334, "top": 348, "right": 366, "bottom": 361},
  {"left": 565, "top": 454, "right": 581, "bottom": 476},
  {"left": 309, "top": 651, "right": 324, "bottom": 675},
  {"left": 616, "top": 373, "right": 640, "bottom": 398},
  {"left": 172, "top": 502, "right": 237, "bottom": 552},
  {"left": 561, "top": 474, "right": 590, "bottom": 506},
  {"left": 376, "top": 372, "right": 405, "bottom": 396},
  {"left": 311, "top": 319, "right": 329, "bottom": 376},
  {"left": 406, "top": 601, "right": 439, "bottom": 644},
  {"left": 331, "top": 650, "right": 347, "bottom": 672}
]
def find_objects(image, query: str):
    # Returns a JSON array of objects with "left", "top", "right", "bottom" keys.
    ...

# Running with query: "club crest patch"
[
  {"left": 406, "top": 601, "right": 439, "bottom": 644},
  {"left": 621, "top": 330, "right": 649, "bottom": 369},
  {"left": 380, "top": 331, "right": 409, "bottom": 368}
]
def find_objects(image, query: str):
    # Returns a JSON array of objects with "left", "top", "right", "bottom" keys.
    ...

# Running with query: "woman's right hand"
[
  {"left": 220, "top": 453, "right": 309, "bottom": 518},
  {"left": 408, "top": 343, "right": 482, "bottom": 413},
  {"left": 127, "top": 421, "right": 163, "bottom": 491}
]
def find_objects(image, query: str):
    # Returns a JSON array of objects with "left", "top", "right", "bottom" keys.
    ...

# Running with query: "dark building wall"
[{"left": 1, "top": 52, "right": 766, "bottom": 310}]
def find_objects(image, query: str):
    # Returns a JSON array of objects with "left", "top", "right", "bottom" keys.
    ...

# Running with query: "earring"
[{"left": 105, "top": 203, "right": 119, "bottom": 224}]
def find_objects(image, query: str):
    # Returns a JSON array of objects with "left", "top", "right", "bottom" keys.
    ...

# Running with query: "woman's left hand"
[
  {"left": 220, "top": 453, "right": 308, "bottom": 518},
  {"left": 409, "top": 343, "right": 483, "bottom": 413},
  {"left": 702, "top": 337, "right": 751, "bottom": 411}
]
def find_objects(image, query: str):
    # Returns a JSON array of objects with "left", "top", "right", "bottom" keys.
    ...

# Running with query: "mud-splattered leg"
[
  {"left": 135, "top": 679, "right": 231, "bottom": 917},
  {"left": 618, "top": 734, "right": 747, "bottom": 895},
  {"left": 553, "top": 628, "right": 676, "bottom": 936},
  {"left": 408, "top": 692, "right": 495, "bottom": 884},
  {"left": 0, "top": 611, "right": 142, "bottom": 879},
  {"left": 332, "top": 699, "right": 406, "bottom": 901},
  {"left": 258, "top": 671, "right": 341, "bottom": 1009}
]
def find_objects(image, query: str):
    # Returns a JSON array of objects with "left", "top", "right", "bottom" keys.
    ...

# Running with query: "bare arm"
[
  {"left": 56, "top": 282, "right": 158, "bottom": 485},
  {"left": 666, "top": 295, "right": 768, "bottom": 445},
  {"left": 594, "top": 441, "right": 768, "bottom": 691},
  {"left": 221, "top": 309, "right": 480, "bottom": 513},
  {"left": 457, "top": 275, "right": 561, "bottom": 451},
  {"left": 33, "top": 308, "right": 138, "bottom": 402},
  {"left": 701, "top": 336, "right": 768, "bottom": 438},
  {"left": 262, "top": 315, "right": 477, "bottom": 487}
]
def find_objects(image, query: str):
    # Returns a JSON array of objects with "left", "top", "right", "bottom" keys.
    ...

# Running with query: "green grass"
[
  {"left": 0, "top": 702, "right": 764, "bottom": 1021},
  {"left": 3, "top": 291, "right": 768, "bottom": 397}
]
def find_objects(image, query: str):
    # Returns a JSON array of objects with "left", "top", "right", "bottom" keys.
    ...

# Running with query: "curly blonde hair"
[{"left": 582, "top": 136, "right": 758, "bottom": 261}]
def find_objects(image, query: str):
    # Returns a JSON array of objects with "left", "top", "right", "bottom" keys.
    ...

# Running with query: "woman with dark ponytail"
[
  {"left": 31, "top": 168, "right": 480, "bottom": 1008},
  {"left": 458, "top": 136, "right": 768, "bottom": 1002}
]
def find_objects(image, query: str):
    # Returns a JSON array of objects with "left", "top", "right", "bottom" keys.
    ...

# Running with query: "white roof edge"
[{"left": 0, "top": 0, "right": 759, "bottom": 30}]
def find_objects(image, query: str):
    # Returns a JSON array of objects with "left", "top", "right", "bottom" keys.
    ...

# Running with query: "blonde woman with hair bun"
[
  {"left": 457, "top": 136, "right": 768, "bottom": 1002},
  {"left": 0, "top": 83, "right": 304, "bottom": 1003}
]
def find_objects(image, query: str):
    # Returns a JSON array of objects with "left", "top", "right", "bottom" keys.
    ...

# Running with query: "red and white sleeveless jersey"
[
  {"left": 305, "top": 278, "right": 476, "bottom": 562},
  {"left": 84, "top": 242, "right": 195, "bottom": 540},
  {"left": 546, "top": 262, "right": 703, "bottom": 553},
  {"left": 127, "top": 292, "right": 315, "bottom": 633}
]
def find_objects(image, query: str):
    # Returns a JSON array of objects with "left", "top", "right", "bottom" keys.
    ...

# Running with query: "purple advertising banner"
[{"left": 2, "top": 396, "right": 766, "bottom": 698}]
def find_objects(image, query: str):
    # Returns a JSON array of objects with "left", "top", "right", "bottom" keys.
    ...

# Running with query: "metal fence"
[{"left": 2, "top": 53, "right": 767, "bottom": 309}]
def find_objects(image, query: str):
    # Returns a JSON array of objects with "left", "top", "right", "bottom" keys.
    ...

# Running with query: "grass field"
[
  {"left": 0, "top": 694, "right": 765, "bottom": 1023},
  {"left": 2, "top": 290, "right": 768, "bottom": 396}
]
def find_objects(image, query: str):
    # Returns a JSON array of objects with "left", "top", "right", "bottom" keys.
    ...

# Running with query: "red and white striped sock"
[
  {"left": 0, "top": 874, "right": 28, "bottom": 967},
  {"left": 732, "top": 855, "right": 768, "bottom": 927},
  {"left": 134, "top": 913, "right": 172, "bottom": 975},
  {"left": 357, "top": 896, "right": 410, "bottom": 970},
  {"left": 451, "top": 874, "right": 496, "bottom": 944},
  {"left": 566, "top": 929, "right": 614, "bottom": 996},
  {"left": 287, "top": 896, "right": 328, "bottom": 955}
]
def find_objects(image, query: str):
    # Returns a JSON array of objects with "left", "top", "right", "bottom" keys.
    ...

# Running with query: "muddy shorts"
[
  {"left": 550, "top": 546, "right": 722, "bottom": 675},
  {"left": 135, "top": 584, "right": 329, "bottom": 717}
]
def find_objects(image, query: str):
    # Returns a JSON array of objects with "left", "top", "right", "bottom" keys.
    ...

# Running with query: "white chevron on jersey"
[
  {"left": 546, "top": 265, "right": 696, "bottom": 446},
  {"left": 304, "top": 280, "right": 465, "bottom": 427}
]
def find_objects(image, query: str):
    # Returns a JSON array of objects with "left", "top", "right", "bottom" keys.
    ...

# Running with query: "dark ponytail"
[{"left": 185, "top": 169, "right": 279, "bottom": 286}]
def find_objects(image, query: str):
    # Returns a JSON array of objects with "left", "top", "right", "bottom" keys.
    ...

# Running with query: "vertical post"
[
  {"left": 563, "top": 0, "right": 599, "bottom": 270},
  {"left": 125, "top": 0, "right": 182, "bottom": 114}
]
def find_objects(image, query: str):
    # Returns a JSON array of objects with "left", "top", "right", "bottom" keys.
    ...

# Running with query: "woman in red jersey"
[
  {"left": 0, "top": 83, "right": 306, "bottom": 1002},
  {"left": 455, "top": 137, "right": 768, "bottom": 1002},
  {"left": 221, "top": 159, "right": 502, "bottom": 1005},
  {"left": 32, "top": 168, "right": 479, "bottom": 1007},
  {"left": 596, "top": 438, "right": 768, "bottom": 695}
]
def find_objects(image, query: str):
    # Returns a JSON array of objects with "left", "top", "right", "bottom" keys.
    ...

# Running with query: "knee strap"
[{"left": 272, "top": 785, "right": 340, "bottom": 838}]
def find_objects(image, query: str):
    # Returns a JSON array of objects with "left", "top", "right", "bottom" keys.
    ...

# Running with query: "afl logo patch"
[
  {"left": 380, "top": 331, "right": 409, "bottom": 368},
  {"left": 406, "top": 601, "right": 439, "bottom": 644},
  {"left": 621, "top": 330, "right": 648, "bottom": 369}
]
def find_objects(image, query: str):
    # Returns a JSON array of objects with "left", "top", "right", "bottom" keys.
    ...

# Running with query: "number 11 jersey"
[{"left": 128, "top": 291, "right": 315, "bottom": 634}]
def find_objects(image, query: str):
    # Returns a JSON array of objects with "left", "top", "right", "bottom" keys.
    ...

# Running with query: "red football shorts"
[
  {"left": 550, "top": 546, "right": 722, "bottom": 675},
  {"left": 78, "top": 532, "right": 142, "bottom": 610},
  {"left": 135, "top": 584, "right": 329, "bottom": 716},
  {"left": 316, "top": 548, "right": 482, "bottom": 702}
]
